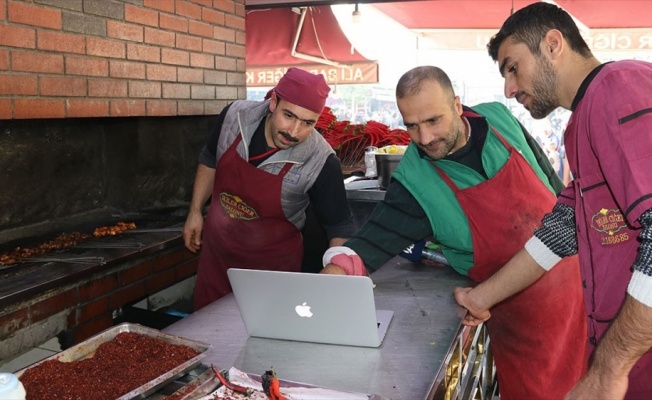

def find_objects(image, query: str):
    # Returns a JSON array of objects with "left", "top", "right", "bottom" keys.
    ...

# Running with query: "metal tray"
[
  {"left": 15, "top": 322, "right": 211, "bottom": 400},
  {"left": 197, "top": 367, "right": 390, "bottom": 400}
]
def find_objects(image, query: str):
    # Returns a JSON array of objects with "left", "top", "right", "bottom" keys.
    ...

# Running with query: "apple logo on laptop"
[{"left": 295, "top": 302, "right": 313, "bottom": 318}]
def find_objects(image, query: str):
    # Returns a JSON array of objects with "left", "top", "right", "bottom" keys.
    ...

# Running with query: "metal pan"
[
  {"left": 204, "top": 367, "right": 390, "bottom": 400},
  {"left": 15, "top": 322, "right": 211, "bottom": 400}
]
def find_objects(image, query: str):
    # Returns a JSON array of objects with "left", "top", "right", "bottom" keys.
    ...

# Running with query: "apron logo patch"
[
  {"left": 219, "top": 192, "right": 259, "bottom": 220},
  {"left": 591, "top": 208, "right": 630, "bottom": 245}
]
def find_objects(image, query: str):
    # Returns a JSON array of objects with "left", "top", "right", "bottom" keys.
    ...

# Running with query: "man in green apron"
[{"left": 322, "top": 66, "right": 586, "bottom": 399}]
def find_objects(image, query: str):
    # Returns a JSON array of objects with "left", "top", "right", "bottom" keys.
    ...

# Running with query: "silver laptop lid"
[{"left": 227, "top": 268, "right": 393, "bottom": 348}]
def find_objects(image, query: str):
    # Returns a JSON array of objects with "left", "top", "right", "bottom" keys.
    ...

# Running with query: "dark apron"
[
  {"left": 194, "top": 135, "right": 303, "bottom": 310},
  {"left": 435, "top": 115, "right": 587, "bottom": 399}
]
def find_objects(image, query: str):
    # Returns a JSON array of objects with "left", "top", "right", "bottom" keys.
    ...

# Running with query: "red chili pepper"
[
  {"left": 262, "top": 369, "right": 287, "bottom": 400},
  {"left": 211, "top": 364, "right": 252, "bottom": 396}
]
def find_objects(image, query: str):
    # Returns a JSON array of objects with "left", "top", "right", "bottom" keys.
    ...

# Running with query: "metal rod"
[
  {"left": 75, "top": 241, "right": 145, "bottom": 248},
  {"left": 123, "top": 227, "right": 183, "bottom": 233},
  {"left": 421, "top": 248, "right": 450, "bottom": 266},
  {"left": 24, "top": 256, "right": 106, "bottom": 264}
]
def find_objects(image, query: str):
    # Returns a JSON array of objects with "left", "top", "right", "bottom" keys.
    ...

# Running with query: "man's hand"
[
  {"left": 321, "top": 263, "right": 347, "bottom": 274},
  {"left": 184, "top": 164, "right": 215, "bottom": 253},
  {"left": 454, "top": 287, "right": 491, "bottom": 326},
  {"left": 183, "top": 211, "right": 204, "bottom": 253},
  {"left": 564, "top": 294, "right": 652, "bottom": 399},
  {"left": 453, "top": 248, "right": 547, "bottom": 326}
]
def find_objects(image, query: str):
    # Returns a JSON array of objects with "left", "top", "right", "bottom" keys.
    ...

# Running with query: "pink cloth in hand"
[{"left": 330, "top": 253, "right": 367, "bottom": 276}]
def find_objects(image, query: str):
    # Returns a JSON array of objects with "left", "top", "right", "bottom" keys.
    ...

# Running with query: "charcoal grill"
[{"left": 0, "top": 206, "right": 189, "bottom": 309}]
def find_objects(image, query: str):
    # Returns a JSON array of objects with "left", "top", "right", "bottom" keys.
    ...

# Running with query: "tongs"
[{"left": 168, "top": 367, "right": 221, "bottom": 400}]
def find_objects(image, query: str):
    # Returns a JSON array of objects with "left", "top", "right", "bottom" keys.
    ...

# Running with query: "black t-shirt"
[{"left": 445, "top": 109, "right": 490, "bottom": 178}]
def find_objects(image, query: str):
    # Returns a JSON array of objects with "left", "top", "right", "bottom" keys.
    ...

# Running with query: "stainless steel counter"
[
  {"left": 345, "top": 178, "right": 386, "bottom": 202},
  {"left": 163, "top": 257, "right": 471, "bottom": 400},
  {"left": 346, "top": 188, "right": 386, "bottom": 202}
]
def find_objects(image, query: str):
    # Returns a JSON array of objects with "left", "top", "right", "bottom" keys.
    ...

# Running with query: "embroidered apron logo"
[
  {"left": 591, "top": 208, "right": 629, "bottom": 245},
  {"left": 219, "top": 192, "right": 259, "bottom": 220}
]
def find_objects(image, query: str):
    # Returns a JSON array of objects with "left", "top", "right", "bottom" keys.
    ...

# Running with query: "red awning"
[
  {"left": 373, "top": 0, "right": 652, "bottom": 30},
  {"left": 245, "top": 6, "right": 372, "bottom": 68}
]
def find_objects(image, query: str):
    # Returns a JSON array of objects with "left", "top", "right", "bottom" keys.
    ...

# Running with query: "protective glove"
[
  {"left": 329, "top": 253, "right": 366, "bottom": 276},
  {"left": 323, "top": 246, "right": 367, "bottom": 276}
]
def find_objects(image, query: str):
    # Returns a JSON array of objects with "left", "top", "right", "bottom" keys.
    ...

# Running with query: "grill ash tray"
[{"left": 15, "top": 323, "right": 211, "bottom": 400}]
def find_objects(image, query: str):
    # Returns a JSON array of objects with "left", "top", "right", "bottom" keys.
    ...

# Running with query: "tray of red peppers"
[{"left": 316, "top": 107, "right": 410, "bottom": 170}]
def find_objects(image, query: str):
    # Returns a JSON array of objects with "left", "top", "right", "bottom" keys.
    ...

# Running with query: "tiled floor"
[{"left": 0, "top": 337, "right": 60, "bottom": 373}]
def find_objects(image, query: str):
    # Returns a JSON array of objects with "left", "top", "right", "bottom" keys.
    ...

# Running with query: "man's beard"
[
  {"left": 527, "top": 56, "right": 560, "bottom": 119},
  {"left": 418, "top": 119, "right": 465, "bottom": 160}
]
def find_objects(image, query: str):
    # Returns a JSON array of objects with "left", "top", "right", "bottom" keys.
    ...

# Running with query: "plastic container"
[
  {"left": 364, "top": 146, "right": 378, "bottom": 178},
  {"left": 0, "top": 373, "right": 26, "bottom": 400}
]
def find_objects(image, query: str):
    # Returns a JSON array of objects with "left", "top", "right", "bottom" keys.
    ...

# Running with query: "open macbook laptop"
[{"left": 227, "top": 268, "right": 394, "bottom": 348}]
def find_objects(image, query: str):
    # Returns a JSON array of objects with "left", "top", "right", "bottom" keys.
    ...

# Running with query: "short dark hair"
[
  {"left": 487, "top": 2, "right": 592, "bottom": 61},
  {"left": 396, "top": 66, "right": 455, "bottom": 100}
]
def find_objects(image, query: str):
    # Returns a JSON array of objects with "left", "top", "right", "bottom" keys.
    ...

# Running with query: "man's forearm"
[
  {"left": 591, "top": 295, "right": 652, "bottom": 377},
  {"left": 189, "top": 164, "right": 216, "bottom": 214},
  {"left": 566, "top": 294, "right": 652, "bottom": 399},
  {"left": 328, "top": 237, "right": 347, "bottom": 247},
  {"left": 469, "top": 247, "right": 546, "bottom": 310}
]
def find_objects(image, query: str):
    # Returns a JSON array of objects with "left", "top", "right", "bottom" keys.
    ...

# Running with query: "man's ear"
[
  {"left": 453, "top": 95, "right": 463, "bottom": 116},
  {"left": 269, "top": 90, "right": 278, "bottom": 113},
  {"left": 543, "top": 29, "right": 564, "bottom": 60}
]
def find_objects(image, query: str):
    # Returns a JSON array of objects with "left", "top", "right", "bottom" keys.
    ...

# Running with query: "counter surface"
[
  {"left": 164, "top": 258, "right": 471, "bottom": 400},
  {"left": 345, "top": 179, "right": 386, "bottom": 202}
]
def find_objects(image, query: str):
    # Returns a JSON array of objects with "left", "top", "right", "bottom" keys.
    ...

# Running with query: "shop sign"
[
  {"left": 417, "top": 28, "right": 652, "bottom": 51},
  {"left": 586, "top": 29, "right": 652, "bottom": 51},
  {"left": 246, "top": 62, "right": 379, "bottom": 87}
]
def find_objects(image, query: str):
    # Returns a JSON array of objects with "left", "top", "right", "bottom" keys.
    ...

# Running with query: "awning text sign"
[
  {"left": 246, "top": 62, "right": 379, "bottom": 87},
  {"left": 417, "top": 28, "right": 652, "bottom": 52}
]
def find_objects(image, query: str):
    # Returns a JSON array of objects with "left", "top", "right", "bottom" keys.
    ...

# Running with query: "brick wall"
[
  {"left": 0, "top": 0, "right": 246, "bottom": 119},
  {"left": 0, "top": 244, "right": 199, "bottom": 362}
]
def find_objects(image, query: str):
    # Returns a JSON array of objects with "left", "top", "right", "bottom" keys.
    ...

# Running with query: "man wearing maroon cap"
[{"left": 184, "top": 68, "right": 356, "bottom": 310}]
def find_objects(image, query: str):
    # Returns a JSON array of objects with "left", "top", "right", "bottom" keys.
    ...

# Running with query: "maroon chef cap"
[{"left": 266, "top": 68, "right": 330, "bottom": 114}]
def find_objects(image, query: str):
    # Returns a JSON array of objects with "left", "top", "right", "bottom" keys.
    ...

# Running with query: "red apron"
[
  {"left": 194, "top": 135, "right": 303, "bottom": 310},
  {"left": 435, "top": 115, "right": 587, "bottom": 399}
]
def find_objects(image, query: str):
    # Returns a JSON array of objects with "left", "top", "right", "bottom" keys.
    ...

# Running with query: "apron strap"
[
  {"left": 462, "top": 109, "right": 514, "bottom": 150},
  {"left": 232, "top": 133, "right": 295, "bottom": 177},
  {"left": 432, "top": 121, "right": 514, "bottom": 192},
  {"left": 278, "top": 162, "right": 294, "bottom": 176}
]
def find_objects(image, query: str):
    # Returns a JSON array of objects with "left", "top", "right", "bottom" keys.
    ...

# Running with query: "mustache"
[
  {"left": 516, "top": 91, "right": 527, "bottom": 103},
  {"left": 421, "top": 138, "right": 443, "bottom": 149},
  {"left": 279, "top": 131, "right": 299, "bottom": 143}
]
